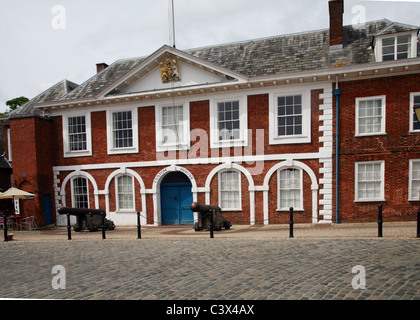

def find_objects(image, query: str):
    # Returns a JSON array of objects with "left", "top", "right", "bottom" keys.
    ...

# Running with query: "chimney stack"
[
  {"left": 96, "top": 63, "right": 109, "bottom": 74},
  {"left": 329, "top": 0, "right": 344, "bottom": 48}
]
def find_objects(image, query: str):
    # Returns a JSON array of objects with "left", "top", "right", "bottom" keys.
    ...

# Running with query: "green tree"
[
  {"left": 6, "top": 96, "right": 29, "bottom": 110},
  {"left": 1, "top": 96, "right": 29, "bottom": 116}
]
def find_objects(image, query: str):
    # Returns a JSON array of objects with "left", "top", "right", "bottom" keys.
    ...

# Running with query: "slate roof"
[
  {"left": 3, "top": 19, "right": 419, "bottom": 119},
  {"left": 187, "top": 19, "right": 419, "bottom": 77},
  {"left": 5, "top": 79, "right": 78, "bottom": 119}
]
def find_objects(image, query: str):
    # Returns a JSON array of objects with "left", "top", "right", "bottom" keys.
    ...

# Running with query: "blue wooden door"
[
  {"left": 161, "top": 182, "right": 193, "bottom": 225},
  {"left": 43, "top": 194, "right": 53, "bottom": 225}
]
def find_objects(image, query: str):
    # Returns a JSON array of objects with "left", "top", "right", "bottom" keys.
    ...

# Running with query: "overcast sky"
[{"left": 0, "top": 0, "right": 419, "bottom": 113}]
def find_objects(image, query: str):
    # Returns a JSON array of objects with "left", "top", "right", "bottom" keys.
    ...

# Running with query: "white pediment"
[
  {"left": 102, "top": 46, "right": 246, "bottom": 98},
  {"left": 124, "top": 60, "right": 231, "bottom": 94}
]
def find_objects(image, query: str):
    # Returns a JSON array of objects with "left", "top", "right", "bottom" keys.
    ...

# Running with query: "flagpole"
[{"left": 169, "top": 0, "right": 176, "bottom": 48}]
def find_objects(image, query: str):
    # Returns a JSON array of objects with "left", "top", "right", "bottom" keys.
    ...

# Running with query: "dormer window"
[
  {"left": 375, "top": 31, "right": 418, "bottom": 62},
  {"left": 382, "top": 34, "right": 411, "bottom": 61}
]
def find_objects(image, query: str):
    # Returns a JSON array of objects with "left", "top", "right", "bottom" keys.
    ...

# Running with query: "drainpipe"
[{"left": 333, "top": 78, "right": 342, "bottom": 224}]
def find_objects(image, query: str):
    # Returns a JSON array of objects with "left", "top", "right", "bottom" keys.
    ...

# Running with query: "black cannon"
[
  {"left": 58, "top": 207, "right": 115, "bottom": 240},
  {"left": 190, "top": 202, "right": 231, "bottom": 232},
  {"left": 58, "top": 207, "right": 115, "bottom": 232}
]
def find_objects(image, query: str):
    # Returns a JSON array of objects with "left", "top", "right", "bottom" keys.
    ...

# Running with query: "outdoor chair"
[
  {"left": 0, "top": 216, "right": 15, "bottom": 230},
  {"left": 21, "top": 216, "right": 37, "bottom": 231}
]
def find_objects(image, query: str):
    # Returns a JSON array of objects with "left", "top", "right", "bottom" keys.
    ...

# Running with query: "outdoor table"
[{"left": 8, "top": 215, "right": 23, "bottom": 230}]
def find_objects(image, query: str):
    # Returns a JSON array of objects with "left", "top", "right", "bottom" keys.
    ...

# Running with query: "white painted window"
[
  {"left": 219, "top": 170, "right": 241, "bottom": 210},
  {"left": 277, "top": 95, "right": 303, "bottom": 136},
  {"left": 374, "top": 32, "right": 418, "bottom": 62},
  {"left": 269, "top": 89, "right": 311, "bottom": 145},
  {"left": 68, "top": 116, "right": 87, "bottom": 151},
  {"left": 217, "top": 100, "right": 240, "bottom": 141},
  {"left": 355, "top": 161, "right": 385, "bottom": 202},
  {"left": 155, "top": 102, "right": 190, "bottom": 151},
  {"left": 382, "top": 34, "right": 412, "bottom": 61},
  {"left": 210, "top": 95, "right": 247, "bottom": 148},
  {"left": 113, "top": 111, "right": 133, "bottom": 148},
  {"left": 356, "top": 96, "right": 386, "bottom": 136},
  {"left": 278, "top": 168, "right": 303, "bottom": 210},
  {"left": 409, "top": 160, "right": 420, "bottom": 201},
  {"left": 106, "top": 106, "right": 139, "bottom": 154},
  {"left": 72, "top": 177, "right": 89, "bottom": 209},
  {"left": 116, "top": 175, "right": 135, "bottom": 211},
  {"left": 63, "top": 112, "right": 92, "bottom": 158},
  {"left": 410, "top": 93, "right": 420, "bottom": 133}
]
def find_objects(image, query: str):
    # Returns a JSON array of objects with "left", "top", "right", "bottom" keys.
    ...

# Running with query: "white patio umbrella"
[{"left": 0, "top": 187, "right": 34, "bottom": 199}]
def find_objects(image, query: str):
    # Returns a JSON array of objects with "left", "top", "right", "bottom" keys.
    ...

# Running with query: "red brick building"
[{"left": 1, "top": 0, "right": 419, "bottom": 227}]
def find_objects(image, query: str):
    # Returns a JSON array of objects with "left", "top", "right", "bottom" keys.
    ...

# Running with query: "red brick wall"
[
  {"left": 336, "top": 74, "right": 420, "bottom": 222},
  {"left": 8, "top": 88, "right": 326, "bottom": 225},
  {"left": 9, "top": 117, "right": 55, "bottom": 225}
]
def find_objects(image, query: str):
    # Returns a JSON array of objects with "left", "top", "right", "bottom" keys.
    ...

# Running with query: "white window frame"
[
  {"left": 106, "top": 106, "right": 139, "bottom": 155},
  {"left": 355, "top": 161, "right": 385, "bottom": 202},
  {"left": 409, "top": 159, "right": 420, "bottom": 201},
  {"left": 210, "top": 94, "right": 248, "bottom": 148},
  {"left": 155, "top": 101, "right": 190, "bottom": 152},
  {"left": 62, "top": 112, "right": 92, "bottom": 158},
  {"left": 374, "top": 31, "right": 418, "bottom": 62},
  {"left": 410, "top": 92, "right": 420, "bottom": 133},
  {"left": 269, "top": 88, "right": 311, "bottom": 145},
  {"left": 218, "top": 170, "right": 242, "bottom": 211},
  {"left": 115, "top": 174, "right": 135, "bottom": 212},
  {"left": 277, "top": 168, "right": 304, "bottom": 211},
  {"left": 355, "top": 96, "right": 386, "bottom": 137},
  {"left": 71, "top": 176, "right": 89, "bottom": 209}
]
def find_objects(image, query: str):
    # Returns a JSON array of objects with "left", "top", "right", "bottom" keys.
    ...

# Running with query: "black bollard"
[
  {"left": 209, "top": 209, "right": 214, "bottom": 239},
  {"left": 137, "top": 211, "right": 141, "bottom": 239},
  {"left": 378, "top": 205, "right": 383, "bottom": 238},
  {"left": 289, "top": 207, "right": 294, "bottom": 238},
  {"left": 66, "top": 213, "right": 72, "bottom": 240},
  {"left": 3, "top": 213, "right": 8, "bottom": 242},
  {"left": 417, "top": 209, "right": 420, "bottom": 238},
  {"left": 101, "top": 213, "right": 106, "bottom": 240}
]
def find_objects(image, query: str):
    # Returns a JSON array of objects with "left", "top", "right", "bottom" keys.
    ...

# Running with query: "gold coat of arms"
[{"left": 160, "top": 58, "right": 181, "bottom": 83}]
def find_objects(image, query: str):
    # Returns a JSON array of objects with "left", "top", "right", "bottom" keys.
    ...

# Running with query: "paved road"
[{"left": 0, "top": 237, "right": 419, "bottom": 301}]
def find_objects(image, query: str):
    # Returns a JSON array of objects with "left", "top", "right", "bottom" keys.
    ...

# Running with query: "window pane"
[
  {"left": 382, "top": 37, "right": 395, "bottom": 46},
  {"left": 358, "top": 99, "right": 383, "bottom": 134},
  {"left": 220, "top": 171, "right": 240, "bottom": 209},
  {"left": 218, "top": 101, "right": 241, "bottom": 141},
  {"left": 117, "top": 175, "right": 134, "bottom": 210},
  {"left": 277, "top": 95, "right": 303, "bottom": 137},
  {"left": 113, "top": 111, "right": 133, "bottom": 148},
  {"left": 73, "top": 177, "right": 88, "bottom": 209},
  {"left": 68, "top": 116, "right": 87, "bottom": 151},
  {"left": 278, "top": 169, "right": 301, "bottom": 209},
  {"left": 357, "top": 163, "right": 382, "bottom": 200},
  {"left": 161, "top": 106, "right": 184, "bottom": 145}
]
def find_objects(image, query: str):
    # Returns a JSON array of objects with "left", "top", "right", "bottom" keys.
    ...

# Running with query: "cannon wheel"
[
  {"left": 223, "top": 220, "right": 231, "bottom": 230},
  {"left": 194, "top": 222, "right": 201, "bottom": 231},
  {"left": 214, "top": 221, "right": 222, "bottom": 231}
]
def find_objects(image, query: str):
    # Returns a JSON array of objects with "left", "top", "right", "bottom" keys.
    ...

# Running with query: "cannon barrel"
[
  {"left": 58, "top": 207, "right": 106, "bottom": 217},
  {"left": 190, "top": 202, "right": 221, "bottom": 213}
]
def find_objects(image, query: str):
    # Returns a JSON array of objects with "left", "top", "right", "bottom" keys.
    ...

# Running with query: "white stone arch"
[
  {"left": 103, "top": 167, "right": 147, "bottom": 226},
  {"left": 60, "top": 170, "right": 99, "bottom": 209},
  {"left": 204, "top": 162, "right": 256, "bottom": 225},
  {"left": 152, "top": 165, "right": 198, "bottom": 226},
  {"left": 262, "top": 160, "right": 319, "bottom": 224}
]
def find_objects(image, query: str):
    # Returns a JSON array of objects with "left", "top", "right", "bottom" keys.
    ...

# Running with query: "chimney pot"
[
  {"left": 329, "top": 0, "right": 344, "bottom": 48},
  {"left": 96, "top": 63, "right": 109, "bottom": 74}
]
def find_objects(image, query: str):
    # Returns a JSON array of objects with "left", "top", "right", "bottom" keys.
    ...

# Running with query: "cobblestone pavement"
[{"left": 0, "top": 223, "right": 419, "bottom": 301}]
